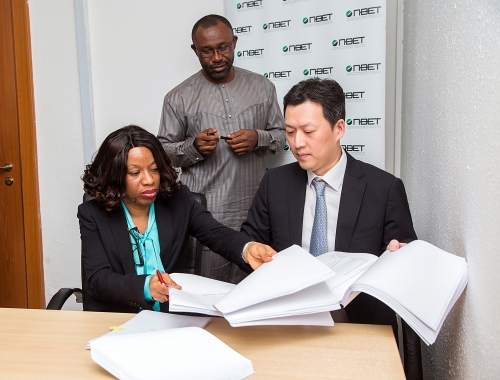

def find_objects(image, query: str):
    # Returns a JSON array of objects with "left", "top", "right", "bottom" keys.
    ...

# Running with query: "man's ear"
[
  {"left": 334, "top": 119, "right": 346, "bottom": 141},
  {"left": 191, "top": 44, "right": 198, "bottom": 55},
  {"left": 232, "top": 35, "right": 238, "bottom": 49}
]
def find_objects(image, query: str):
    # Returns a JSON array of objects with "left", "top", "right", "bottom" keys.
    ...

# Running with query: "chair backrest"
[
  {"left": 184, "top": 192, "right": 206, "bottom": 275},
  {"left": 83, "top": 191, "right": 206, "bottom": 275}
]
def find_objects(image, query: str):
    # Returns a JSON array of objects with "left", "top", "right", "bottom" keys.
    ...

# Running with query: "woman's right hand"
[{"left": 149, "top": 272, "right": 181, "bottom": 303}]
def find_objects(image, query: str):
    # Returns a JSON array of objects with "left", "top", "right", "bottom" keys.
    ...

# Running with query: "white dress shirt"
[{"left": 301, "top": 149, "right": 348, "bottom": 253}]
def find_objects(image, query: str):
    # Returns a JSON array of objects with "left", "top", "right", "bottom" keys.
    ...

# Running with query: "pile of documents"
[
  {"left": 91, "top": 327, "right": 253, "bottom": 380},
  {"left": 170, "top": 240, "right": 469, "bottom": 345},
  {"left": 89, "top": 311, "right": 253, "bottom": 379},
  {"left": 169, "top": 245, "right": 339, "bottom": 326},
  {"left": 317, "top": 240, "right": 469, "bottom": 345}
]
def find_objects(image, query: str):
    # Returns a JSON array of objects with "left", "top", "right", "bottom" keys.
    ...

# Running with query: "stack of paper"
[
  {"left": 86, "top": 310, "right": 211, "bottom": 349},
  {"left": 317, "top": 240, "right": 469, "bottom": 345},
  {"left": 167, "top": 275, "right": 233, "bottom": 317},
  {"left": 169, "top": 245, "right": 339, "bottom": 326},
  {"left": 90, "top": 327, "right": 254, "bottom": 380}
]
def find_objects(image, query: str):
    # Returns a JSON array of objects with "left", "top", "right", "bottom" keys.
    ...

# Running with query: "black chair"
[
  {"left": 401, "top": 318, "right": 423, "bottom": 380},
  {"left": 46, "top": 192, "right": 207, "bottom": 310}
]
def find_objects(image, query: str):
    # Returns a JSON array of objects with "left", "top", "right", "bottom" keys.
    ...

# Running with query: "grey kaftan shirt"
[{"left": 158, "top": 67, "right": 285, "bottom": 231}]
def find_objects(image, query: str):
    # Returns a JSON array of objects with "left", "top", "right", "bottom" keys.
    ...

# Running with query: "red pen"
[{"left": 156, "top": 269, "right": 169, "bottom": 301}]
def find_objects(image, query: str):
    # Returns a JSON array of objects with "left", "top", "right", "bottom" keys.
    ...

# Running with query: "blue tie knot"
[{"left": 312, "top": 178, "right": 326, "bottom": 197}]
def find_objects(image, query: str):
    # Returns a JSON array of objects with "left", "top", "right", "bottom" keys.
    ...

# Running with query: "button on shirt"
[{"left": 301, "top": 149, "right": 348, "bottom": 253}]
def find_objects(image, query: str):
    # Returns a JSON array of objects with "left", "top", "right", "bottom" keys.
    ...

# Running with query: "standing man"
[{"left": 158, "top": 15, "right": 285, "bottom": 283}]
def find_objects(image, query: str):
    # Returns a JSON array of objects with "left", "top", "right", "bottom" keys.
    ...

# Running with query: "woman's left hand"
[{"left": 149, "top": 273, "right": 181, "bottom": 303}]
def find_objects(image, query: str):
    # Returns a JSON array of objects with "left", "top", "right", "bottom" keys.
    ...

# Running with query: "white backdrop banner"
[{"left": 225, "top": 0, "right": 386, "bottom": 169}]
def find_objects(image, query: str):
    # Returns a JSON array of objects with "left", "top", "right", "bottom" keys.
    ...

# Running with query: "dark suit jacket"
[
  {"left": 78, "top": 185, "right": 252, "bottom": 313},
  {"left": 241, "top": 153, "right": 417, "bottom": 327}
]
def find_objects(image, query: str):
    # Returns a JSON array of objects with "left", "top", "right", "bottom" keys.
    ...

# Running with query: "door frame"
[{"left": 11, "top": 0, "right": 45, "bottom": 308}]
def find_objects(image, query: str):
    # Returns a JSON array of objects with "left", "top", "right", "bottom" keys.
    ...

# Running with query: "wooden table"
[{"left": 0, "top": 308, "right": 404, "bottom": 379}]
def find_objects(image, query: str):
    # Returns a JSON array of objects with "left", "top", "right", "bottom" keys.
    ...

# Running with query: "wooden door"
[{"left": 0, "top": 0, "right": 44, "bottom": 308}]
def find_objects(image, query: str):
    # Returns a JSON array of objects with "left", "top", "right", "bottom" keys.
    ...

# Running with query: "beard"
[{"left": 202, "top": 60, "right": 233, "bottom": 80}]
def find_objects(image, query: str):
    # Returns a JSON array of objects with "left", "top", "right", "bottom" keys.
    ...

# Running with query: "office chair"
[
  {"left": 401, "top": 318, "right": 423, "bottom": 380},
  {"left": 46, "top": 192, "right": 207, "bottom": 310}
]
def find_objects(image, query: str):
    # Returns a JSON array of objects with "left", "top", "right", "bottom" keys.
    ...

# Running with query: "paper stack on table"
[{"left": 90, "top": 327, "right": 254, "bottom": 380}]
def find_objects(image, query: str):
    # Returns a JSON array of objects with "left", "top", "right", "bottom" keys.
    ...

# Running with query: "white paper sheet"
[
  {"left": 90, "top": 327, "right": 254, "bottom": 380},
  {"left": 214, "top": 245, "right": 336, "bottom": 314}
]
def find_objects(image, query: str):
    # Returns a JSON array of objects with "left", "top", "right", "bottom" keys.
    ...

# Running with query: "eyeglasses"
[
  {"left": 196, "top": 44, "right": 233, "bottom": 58},
  {"left": 128, "top": 227, "right": 144, "bottom": 266}
]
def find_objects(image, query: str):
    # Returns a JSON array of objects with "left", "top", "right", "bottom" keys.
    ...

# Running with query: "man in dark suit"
[{"left": 241, "top": 78, "right": 418, "bottom": 329}]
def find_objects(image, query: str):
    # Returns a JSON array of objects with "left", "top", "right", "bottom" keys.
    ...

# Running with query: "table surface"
[{"left": 0, "top": 307, "right": 405, "bottom": 379}]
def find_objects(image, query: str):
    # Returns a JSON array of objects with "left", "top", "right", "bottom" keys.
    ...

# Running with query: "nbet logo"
[
  {"left": 263, "top": 20, "right": 291, "bottom": 30},
  {"left": 342, "top": 144, "right": 365, "bottom": 152},
  {"left": 283, "top": 43, "right": 312, "bottom": 53},
  {"left": 346, "top": 63, "right": 381, "bottom": 72},
  {"left": 233, "top": 26, "right": 252, "bottom": 34},
  {"left": 303, "top": 67, "right": 333, "bottom": 76},
  {"left": 264, "top": 71, "right": 291, "bottom": 79},
  {"left": 346, "top": 118, "right": 381, "bottom": 126},
  {"left": 346, "top": 6, "right": 382, "bottom": 17},
  {"left": 344, "top": 92, "right": 365, "bottom": 99},
  {"left": 237, "top": 49, "right": 264, "bottom": 57},
  {"left": 303, "top": 13, "right": 332, "bottom": 24},
  {"left": 332, "top": 37, "right": 365, "bottom": 47},
  {"left": 237, "top": 1, "right": 262, "bottom": 9}
]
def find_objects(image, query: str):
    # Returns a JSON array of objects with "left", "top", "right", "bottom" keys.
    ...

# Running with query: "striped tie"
[{"left": 310, "top": 178, "right": 328, "bottom": 256}]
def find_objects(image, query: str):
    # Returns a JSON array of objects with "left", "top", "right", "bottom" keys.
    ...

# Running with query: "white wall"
[
  {"left": 29, "top": 0, "right": 85, "bottom": 310},
  {"left": 29, "top": 0, "right": 224, "bottom": 309},
  {"left": 401, "top": 1, "right": 500, "bottom": 378},
  {"left": 86, "top": 0, "right": 225, "bottom": 142}
]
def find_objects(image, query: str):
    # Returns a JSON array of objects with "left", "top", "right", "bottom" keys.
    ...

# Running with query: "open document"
[
  {"left": 169, "top": 240, "right": 467, "bottom": 343},
  {"left": 169, "top": 245, "right": 338, "bottom": 326},
  {"left": 90, "top": 327, "right": 253, "bottom": 380},
  {"left": 317, "top": 240, "right": 468, "bottom": 345}
]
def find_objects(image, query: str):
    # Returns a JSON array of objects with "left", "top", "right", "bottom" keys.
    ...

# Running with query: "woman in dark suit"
[{"left": 78, "top": 125, "right": 274, "bottom": 313}]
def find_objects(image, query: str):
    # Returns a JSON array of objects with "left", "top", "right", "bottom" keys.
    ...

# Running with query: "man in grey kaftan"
[{"left": 158, "top": 15, "right": 285, "bottom": 283}]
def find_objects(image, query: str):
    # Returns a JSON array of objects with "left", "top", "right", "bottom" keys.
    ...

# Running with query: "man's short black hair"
[
  {"left": 191, "top": 14, "right": 233, "bottom": 42},
  {"left": 283, "top": 78, "right": 345, "bottom": 129}
]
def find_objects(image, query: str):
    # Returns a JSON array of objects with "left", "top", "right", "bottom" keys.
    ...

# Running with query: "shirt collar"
[{"left": 307, "top": 148, "right": 347, "bottom": 192}]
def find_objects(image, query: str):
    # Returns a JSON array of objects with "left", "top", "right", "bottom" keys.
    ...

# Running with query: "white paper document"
[
  {"left": 214, "top": 244, "right": 336, "bottom": 314},
  {"left": 169, "top": 274, "right": 234, "bottom": 316},
  {"left": 316, "top": 251, "right": 377, "bottom": 304},
  {"left": 340, "top": 240, "right": 468, "bottom": 345},
  {"left": 223, "top": 282, "right": 339, "bottom": 325},
  {"left": 316, "top": 240, "right": 468, "bottom": 345},
  {"left": 86, "top": 310, "right": 211, "bottom": 349},
  {"left": 168, "top": 245, "right": 337, "bottom": 327},
  {"left": 228, "top": 312, "right": 334, "bottom": 327},
  {"left": 168, "top": 240, "right": 466, "bottom": 344},
  {"left": 90, "top": 327, "right": 254, "bottom": 380}
]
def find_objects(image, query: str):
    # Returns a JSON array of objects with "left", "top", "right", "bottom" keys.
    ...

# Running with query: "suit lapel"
[
  {"left": 107, "top": 207, "right": 136, "bottom": 274},
  {"left": 335, "top": 153, "right": 366, "bottom": 252},
  {"left": 288, "top": 164, "right": 307, "bottom": 246},
  {"left": 154, "top": 199, "right": 174, "bottom": 265}
]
